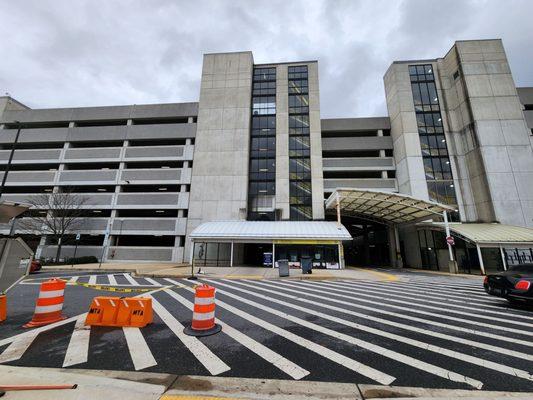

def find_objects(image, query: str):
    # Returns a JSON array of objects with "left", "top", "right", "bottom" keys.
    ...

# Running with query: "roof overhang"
[
  {"left": 418, "top": 222, "right": 533, "bottom": 247},
  {"left": 0, "top": 201, "right": 30, "bottom": 223},
  {"left": 325, "top": 188, "right": 454, "bottom": 225},
  {"left": 189, "top": 221, "right": 352, "bottom": 242}
]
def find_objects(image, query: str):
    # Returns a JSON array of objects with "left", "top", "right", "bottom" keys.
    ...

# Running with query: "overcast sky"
[{"left": 1, "top": 0, "right": 532, "bottom": 118}]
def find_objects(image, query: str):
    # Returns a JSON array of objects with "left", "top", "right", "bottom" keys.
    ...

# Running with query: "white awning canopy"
[
  {"left": 190, "top": 220, "right": 352, "bottom": 242},
  {"left": 419, "top": 222, "right": 533, "bottom": 247},
  {"left": 325, "top": 188, "right": 454, "bottom": 224}
]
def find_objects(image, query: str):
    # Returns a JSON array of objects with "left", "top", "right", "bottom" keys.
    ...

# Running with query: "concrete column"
[
  {"left": 272, "top": 243, "right": 275, "bottom": 269},
  {"left": 388, "top": 225, "right": 397, "bottom": 268},
  {"left": 230, "top": 241, "right": 234, "bottom": 267},
  {"left": 499, "top": 246, "right": 507, "bottom": 271},
  {"left": 476, "top": 244, "right": 486, "bottom": 275}
]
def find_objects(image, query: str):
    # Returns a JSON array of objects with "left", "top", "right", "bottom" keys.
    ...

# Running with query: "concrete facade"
[{"left": 0, "top": 41, "right": 531, "bottom": 267}]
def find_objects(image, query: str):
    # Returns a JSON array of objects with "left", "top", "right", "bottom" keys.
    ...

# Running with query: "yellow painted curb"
[
  {"left": 347, "top": 267, "right": 399, "bottom": 282},
  {"left": 160, "top": 396, "right": 241, "bottom": 400}
]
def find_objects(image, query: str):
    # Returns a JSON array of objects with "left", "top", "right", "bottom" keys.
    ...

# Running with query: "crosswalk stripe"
[
  {"left": 254, "top": 279, "right": 533, "bottom": 365},
  {"left": 203, "top": 279, "right": 482, "bottom": 389},
  {"left": 353, "top": 280, "right": 533, "bottom": 318},
  {"left": 148, "top": 294, "right": 230, "bottom": 376},
  {"left": 394, "top": 281, "right": 490, "bottom": 299},
  {"left": 107, "top": 274, "right": 118, "bottom": 286},
  {"left": 165, "top": 288, "right": 310, "bottom": 380},
  {"left": 164, "top": 278, "right": 181, "bottom": 286},
  {"left": 313, "top": 280, "right": 533, "bottom": 338},
  {"left": 145, "top": 277, "right": 162, "bottom": 286},
  {"left": 0, "top": 331, "right": 40, "bottom": 363},
  {"left": 88, "top": 275, "right": 97, "bottom": 285},
  {"left": 291, "top": 280, "right": 533, "bottom": 348},
  {"left": 178, "top": 282, "right": 395, "bottom": 385},
  {"left": 68, "top": 276, "right": 79, "bottom": 284},
  {"left": 123, "top": 273, "right": 140, "bottom": 286},
  {"left": 123, "top": 327, "right": 157, "bottom": 371},
  {"left": 62, "top": 314, "right": 91, "bottom": 367},
  {"left": 336, "top": 280, "right": 533, "bottom": 323}
]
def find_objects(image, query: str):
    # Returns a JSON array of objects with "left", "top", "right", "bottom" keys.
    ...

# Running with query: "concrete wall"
[
  {"left": 185, "top": 52, "right": 254, "bottom": 260},
  {"left": 384, "top": 63, "right": 429, "bottom": 199},
  {"left": 439, "top": 39, "right": 533, "bottom": 227}
]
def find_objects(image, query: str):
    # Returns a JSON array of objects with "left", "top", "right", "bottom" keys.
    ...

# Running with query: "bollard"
[
  {"left": 183, "top": 284, "right": 221, "bottom": 337},
  {"left": 0, "top": 293, "right": 6, "bottom": 323}
]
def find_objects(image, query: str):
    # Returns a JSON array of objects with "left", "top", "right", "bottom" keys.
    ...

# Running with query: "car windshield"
[{"left": 508, "top": 263, "right": 533, "bottom": 273}]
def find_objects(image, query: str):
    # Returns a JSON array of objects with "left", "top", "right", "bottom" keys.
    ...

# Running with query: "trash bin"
[
  {"left": 301, "top": 256, "right": 312, "bottom": 274},
  {"left": 278, "top": 259, "right": 289, "bottom": 277}
]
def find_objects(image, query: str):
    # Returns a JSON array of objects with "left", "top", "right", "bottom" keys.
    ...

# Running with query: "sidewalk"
[
  {"left": 43, "top": 262, "right": 401, "bottom": 282},
  {"left": 1, "top": 366, "right": 531, "bottom": 399}
]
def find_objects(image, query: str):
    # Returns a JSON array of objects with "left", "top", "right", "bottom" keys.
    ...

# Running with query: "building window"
[
  {"left": 248, "top": 67, "right": 277, "bottom": 221},
  {"left": 288, "top": 65, "right": 312, "bottom": 221},
  {"left": 409, "top": 64, "right": 457, "bottom": 207}
]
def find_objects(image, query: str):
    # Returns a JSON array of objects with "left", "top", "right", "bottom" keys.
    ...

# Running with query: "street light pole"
[{"left": 0, "top": 121, "right": 22, "bottom": 200}]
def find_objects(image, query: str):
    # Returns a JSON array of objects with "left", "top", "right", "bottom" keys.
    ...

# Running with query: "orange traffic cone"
[
  {"left": 23, "top": 278, "right": 67, "bottom": 328},
  {"left": 184, "top": 284, "right": 221, "bottom": 337}
]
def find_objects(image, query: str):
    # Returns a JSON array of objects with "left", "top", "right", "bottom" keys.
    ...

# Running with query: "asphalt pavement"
[{"left": 1, "top": 270, "right": 532, "bottom": 393}]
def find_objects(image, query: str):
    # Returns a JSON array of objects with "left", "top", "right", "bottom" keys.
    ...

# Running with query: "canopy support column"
[
  {"left": 272, "top": 243, "right": 275, "bottom": 269},
  {"left": 476, "top": 244, "right": 486, "bottom": 275},
  {"left": 443, "top": 210, "right": 457, "bottom": 274},
  {"left": 499, "top": 246, "right": 507, "bottom": 271},
  {"left": 230, "top": 241, "right": 234, "bottom": 267}
]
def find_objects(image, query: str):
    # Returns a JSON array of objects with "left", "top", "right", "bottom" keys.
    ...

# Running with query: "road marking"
[
  {"left": 209, "top": 279, "right": 483, "bottom": 389},
  {"left": 88, "top": 275, "right": 97, "bottom": 285},
  {"left": 282, "top": 280, "right": 533, "bottom": 349},
  {"left": 107, "top": 274, "right": 118, "bottom": 286},
  {"left": 149, "top": 295, "right": 230, "bottom": 376},
  {"left": 165, "top": 288, "right": 309, "bottom": 380},
  {"left": 328, "top": 282, "right": 533, "bottom": 330},
  {"left": 63, "top": 314, "right": 91, "bottom": 367},
  {"left": 123, "top": 273, "right": 140, "bottom": 286},
  {"left": 346, "top": 267, "right": 399, "bottom": 282},
  {"left": 179, "top": 282, "right": 395, "bottom": 385},
  {"left": 393, "top": 281, "right": 490, "bottom": 299},
  {"left": 338, "top": 280, "right": 533, "bottom": 323},
  {"left": 355, "top": 280, "right": 533, "bottom": 318},
  {"left": 313, "top": 280, "right": 533, "bottom": 338},
  {"left": 164, "top": 278, "right": 182, "bottom": 286},
  {"left": 68, "top": 276, "right": 79, "bottom": 284},
  {"left": 123, "top": 327, "right": 157, "bottom": 371},
  {"left": 251, "top": 279, "right": 533, "bottom": 376},
  {"left": 0, "top": 331, "right": 40, "bottom": 363},
  {"left": 145, "top": 277, "right": 162, "bottom": 286}
]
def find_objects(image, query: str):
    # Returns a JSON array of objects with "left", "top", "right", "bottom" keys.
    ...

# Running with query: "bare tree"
[{"left": 18, "top": 188, "right": 89, "bottom": 262}]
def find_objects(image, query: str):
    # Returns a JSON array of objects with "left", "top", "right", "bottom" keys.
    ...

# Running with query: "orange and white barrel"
[
  {"left": 24, "top": 278, "right": 67, "bottom": 328},
  {"left": 184, "top": 284, "right": 221, "bottom": 336}
]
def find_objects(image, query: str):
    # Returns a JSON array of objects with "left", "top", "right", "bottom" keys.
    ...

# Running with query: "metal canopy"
[
  {"left": 419, "top": 222, "right": 533, "bottom": 246},
  {"left": 0, "top": 201, "right": 30, "bottom": 223},
  {"left": 325, "top": 188, "right": 454, "bottom": 225},
  {"left": 189, "top": 220, "right": 352, "bottom": 242}
]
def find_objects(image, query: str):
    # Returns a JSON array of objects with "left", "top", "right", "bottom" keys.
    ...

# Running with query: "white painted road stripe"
[
  {"left": 179, "top": 283, "right": 394, "bottom": 385},
  {"left": 166, "top": 288, "right": 310, "bottom": 380},
  {"left": 393, "top": 281, "right": 490, "bottom": 299},
  {"left": 149, "top": 295, "right": 230, "bottom": 376},
  {"left": 68, "top": 276, "right": 79, "bottom": 284},
  {"left": 107, "top": 274, "right": 118, "bottom": 286},
  {"left": 123, "top": 327, "right": 157, "bottom": 371},
  {"left": 288, "top": 280, "right": 533, "bottom": 349},
  {"left": 123, "top": 273, "right": 140, "bottom": 286},
  {"left": 63, "top": 314, "right": 91, "bottom": 367},
  {"left": 314, "top": 281, "right": 533, "bottom": 338},
  {"left": 251, "top": 280, "right": 533, "bottom": 376},
  {"left": 88, "top": 275, "right": 97, "bottom": 285},
  {"left": 338, "top": 280, "right": 533, "bottom": 324},
  {"left": 144, "top": 277, "right": 162, "bottom": 286},
  {"left": 355, "top": 280, "right": 533, "bottom": 319},
  {"left": 210, "top": 279, "right": 483, "bottom": 389},
  {"left": 0, "top": 331, "right": 40, "bottom": 363},
  {"left": 164, "top": 278, "right": 181, "bottom": 286}
]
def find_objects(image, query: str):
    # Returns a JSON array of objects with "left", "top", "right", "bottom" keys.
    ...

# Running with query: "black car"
[{"left": 484, "top": 263, "right": 533, "bottom": 305}]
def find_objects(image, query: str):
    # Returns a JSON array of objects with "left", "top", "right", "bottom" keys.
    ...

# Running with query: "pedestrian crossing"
[{"left": 3, "top": 276, "right": 533, "bottom": 391}]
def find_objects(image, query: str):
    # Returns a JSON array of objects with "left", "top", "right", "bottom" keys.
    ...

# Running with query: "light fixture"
[
  {"left": 38, "top": 211, "right": 47, "bottom": 214},
  {"left": 441, "top": 139, "right": 446, "bottom": 143},
  {"left": 44, "top": 188, "right": 52, "bottom": 192},
  {"left": 450, "top": 184, "right": 454, "bottom": 188},
  {"left": 155, "top": 210, "right": 164, "bottom": 213},
  {"left": 434, "top": 97, "right": 438, "bottom": 102},
  {"left": 97, "top": 188, "right": 106, "bottom": 192},
  {"left": 446, "top": 161, "right": 450, "bottom": 165},
  {"left": 437, "top": 118, "right": 442, "bottom": 122},
  {"left": 93, "top": 210, "right": 102, "bottom": 213},
  {"left": 158, "top": 187, "right": 167, "bottom": 191},
  {"left": 161, "top": 166, "right": 170, "bottom": 169},
  {"left": 428, "top": 69, "right": 432, "bottom": 73}
]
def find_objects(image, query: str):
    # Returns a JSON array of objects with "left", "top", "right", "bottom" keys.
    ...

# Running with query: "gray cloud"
[{"left": 1, "top": 0, "right": 531, "bottom": 117}]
